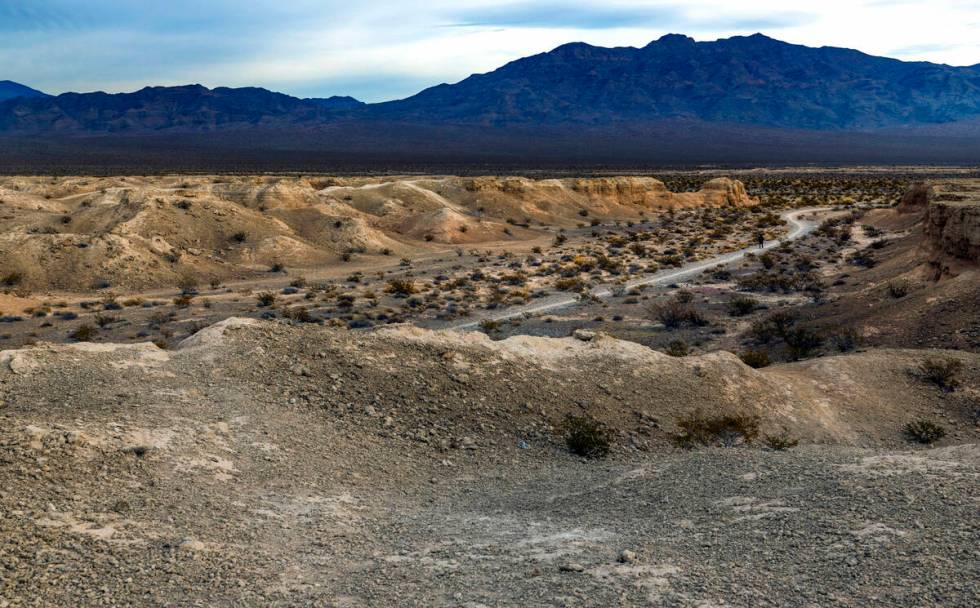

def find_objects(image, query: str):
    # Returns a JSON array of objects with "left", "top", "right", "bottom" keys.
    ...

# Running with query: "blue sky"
[{"left": 2, "top": 0, "right": 979, "bottom": 102}]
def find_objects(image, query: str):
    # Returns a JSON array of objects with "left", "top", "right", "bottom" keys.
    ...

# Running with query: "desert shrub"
[
  {"left": 917, "top": 358, "right": 963, "bottom": 392},
  {"left": 887, "top": 281, "right": 910, "bottom": 298},
  {"left": 831, "top": 327, "right": 862, "bottom": 352},
  {"left": 1, "top": 271, "right": 23, "bottom": 287},
  {"left": 665, "top": 340, "right": 689, "bottom": 357},
  {"left": 739, "top": 350, "right": 771, "bottom": 368},
  {"left": 748, "top": 310, "right": 798, "bottom": 344},
  {"left": 784, "top": 327, "right": 824, "bottom": 360},
  {"left": 674, "top": 412, "right": 760, "bottom": 447},
  {"left": 728, "top": 295, "right": 759, "bottom": 317},
  {"left": 173, "top": 294, "right": 193, "bottom": 308},
  {"left": 903, "top": 419, "right": 946, "bottom": 444},
  {"left": 70, "top": 324, "right": 96, "bottom": 342},
  {"left": 385, "top": 279, "right": 418, "bottom": 297},
  {"left": 554, "top": 277, "right": 586, "bottom": 292},
  {"left": 764, "top": 433, "right": 800, "bottom": 451},
  {"left": 479, "top": 319, "right": 501, "bottom": 334},
  {"left": 231, "top": 231, "right": 247, "bottom": 243},
  {"left": 256, "top": 292, "right": 277, "bottom": 307},
  {"left": 564, "top": 415, "right": 612, "bottom": 458},
  {"left": 282, "top": 306, "right": 313, "bottom": 323},
  {"left": 94, "top": 314, "right": 115, "bottom": 328},
  {"left": 652, "top": 301, "right": 708, "bottom": 329},
  {"left": 847, "top": 250, "right": 877, "bottom": 268}
]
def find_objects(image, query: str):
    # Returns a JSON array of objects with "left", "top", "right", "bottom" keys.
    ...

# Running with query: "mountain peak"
[
  {"left": 0, "top": 80, "right": 49, "bottom": 101},
  {"left": 653, "top": 33, "right": 695, "bottom": 45}
]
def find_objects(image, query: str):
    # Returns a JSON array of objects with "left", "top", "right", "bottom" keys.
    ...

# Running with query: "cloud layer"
[{"left": 1, "top": 0, "right": 978, "bottom": 102}]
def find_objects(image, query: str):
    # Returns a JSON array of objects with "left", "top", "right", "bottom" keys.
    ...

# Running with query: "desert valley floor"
[{"left": 1, "top": 170, "right": 979, "bottom": 606}]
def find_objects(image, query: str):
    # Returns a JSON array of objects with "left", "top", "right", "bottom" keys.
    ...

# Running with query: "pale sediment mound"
[
  {"left": 897, "top": 182, "right": 932, "bottom": 214},
  {"left": 919, "top": 181, "right": 980, "bottom": 276},
  {"left": 0, "top": 317, "right": 940, "bottom": 446},
  {"left": 0, "top": 175, "right": 757, "bottom": 291}
]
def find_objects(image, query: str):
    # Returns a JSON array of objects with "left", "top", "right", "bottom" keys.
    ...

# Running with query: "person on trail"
[{"left": 757, "top": 232, "right": 766, "bottom": 249}]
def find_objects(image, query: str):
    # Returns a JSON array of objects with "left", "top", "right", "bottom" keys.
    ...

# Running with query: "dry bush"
[
  {"left": 385, "top": 279, "right": 418, "bottom": 297},
  {"left": 916, "top": 358, "right": 963, "bottom": 392},
  {"left": 1, "top": 271, "right": 23, "bottom": 287},
  {"left": 70, "top": 324, "right": 96, "bottom": 342},
  {"left": 887, "top": 281, "right": 910, "bottom": 298},
  {"left": 651, "top": 301, "right": 708, "bottom": 329},
  {"left": 739, "top": 350, "right": 771, "bottom": 369},
  {"left": 674, "top": 412, "right": 760, "bottom": 447},
  {"left": 728, "top": 295, "right": 759, "bottom": 317},
  {"left": 903, "top": 419, "right": 946, "bottom": 444},
  {"left": 256, "top": 292, "right": 277, "bottom": 307},
  {"left": 665, "top": 340, "right": 689, "bottom": 357},
  {"left": 564, "top": 415, "right": 612, "bottom": 458},
  {"left": 764, "top": 433, "right": 799, "bottom": 451}
]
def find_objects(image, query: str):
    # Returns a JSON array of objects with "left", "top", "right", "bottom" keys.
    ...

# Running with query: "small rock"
[
  {"left": 618, "top": 549, "right": 638, "bottom": 564},
  {"left": 573, "top": 329, "right": 596, "bottom": 342},
  {"left": 559, "top": 562, "right": 585, "bottom": 573}
]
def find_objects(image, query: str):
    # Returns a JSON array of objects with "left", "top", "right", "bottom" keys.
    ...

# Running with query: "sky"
[{"left": 2, "top": 0, "right": 980, "bottom": 102}]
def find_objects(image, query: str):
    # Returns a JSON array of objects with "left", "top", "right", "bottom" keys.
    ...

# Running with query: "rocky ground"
[{"left": 2, "top": 319, "right": 978, "bottom": 607}]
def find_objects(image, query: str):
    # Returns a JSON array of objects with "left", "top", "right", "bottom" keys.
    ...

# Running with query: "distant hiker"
[{"left": 757, "top": 232, "right": 766, "bottom": 249}]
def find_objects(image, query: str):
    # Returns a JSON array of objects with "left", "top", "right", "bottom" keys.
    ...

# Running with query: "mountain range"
[{"left": 3, "top": 34, "right": 980, "bottom": 168}]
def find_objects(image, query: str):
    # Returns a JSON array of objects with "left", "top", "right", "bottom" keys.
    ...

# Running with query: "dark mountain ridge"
[
  {"left": 370, "top": 34, "right": 980, "bottom": 129},
  {"left": 0, "top": 80, "right": 49, "bottom": 102},
  {"left": 4, "top": 34, "right": 980, "bottom": 168},
  {"left": 4, "top": 34, "right": 980, "bottom": 134}
]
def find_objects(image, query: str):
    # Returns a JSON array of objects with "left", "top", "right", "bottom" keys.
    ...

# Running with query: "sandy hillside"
[{"left": 0, "top": 175, "right": 757, "bottom": 291}]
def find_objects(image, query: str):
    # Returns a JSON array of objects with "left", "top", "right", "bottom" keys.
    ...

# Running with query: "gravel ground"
[{"left": 1, "top": 319, "right": 978, "bottom": 607}]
